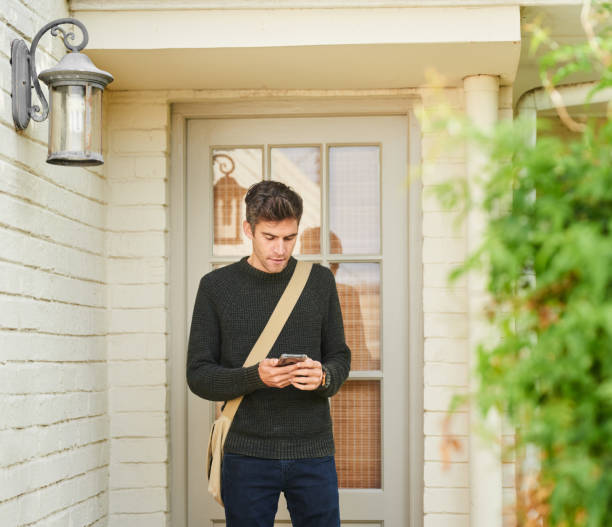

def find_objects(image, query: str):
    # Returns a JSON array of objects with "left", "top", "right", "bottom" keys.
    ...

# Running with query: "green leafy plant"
[{"left": 427, "top": 3, "right": 612, "bottom": 526}]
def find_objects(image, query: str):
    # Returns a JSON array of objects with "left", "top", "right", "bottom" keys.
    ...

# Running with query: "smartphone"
[{"left": 276, "top": 354, "right": 308, "bottom": 366}]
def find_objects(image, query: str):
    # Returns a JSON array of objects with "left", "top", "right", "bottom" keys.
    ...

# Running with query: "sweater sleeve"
[
  {"left": 186, "top": 276, "right": 266, "bottom": 401},
  {"left": 316, "top": 269, "right": 351, "bottom": 397}
]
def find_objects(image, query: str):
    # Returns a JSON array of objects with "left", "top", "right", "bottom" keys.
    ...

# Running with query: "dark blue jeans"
[{"left": 221, "top": 453, "right": 340, "bottom": 527}]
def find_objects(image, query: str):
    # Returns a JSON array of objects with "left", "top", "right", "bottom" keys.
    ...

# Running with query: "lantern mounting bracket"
[{"left": 11, "top": 18, "right": 88, "bottom": 130}]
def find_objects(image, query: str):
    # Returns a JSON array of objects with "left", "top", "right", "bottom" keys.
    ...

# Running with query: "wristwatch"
[{"left": 320, "top": 365, "right": 331, "bottom": 389}]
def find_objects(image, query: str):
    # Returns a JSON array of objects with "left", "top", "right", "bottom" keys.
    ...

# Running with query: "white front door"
[{"left": 186, "top": 115, "right": 411, "bottom": 526}]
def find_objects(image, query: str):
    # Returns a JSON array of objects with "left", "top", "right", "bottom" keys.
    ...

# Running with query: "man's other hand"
[
  {"left": 291, "top": 358, "right": 323, "bottom": 391},
  {"left": 258, "top": 358, "right": 299, "bottom": 388}
]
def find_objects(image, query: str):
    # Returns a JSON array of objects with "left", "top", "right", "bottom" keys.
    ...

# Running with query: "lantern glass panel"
[{"left": 48, "top": 83, "right": 103, "bottom": 166}]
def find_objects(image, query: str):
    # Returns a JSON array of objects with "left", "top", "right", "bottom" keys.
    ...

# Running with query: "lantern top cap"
[{"left": 38, "top": 51, "right": 113, "bottom": 88}]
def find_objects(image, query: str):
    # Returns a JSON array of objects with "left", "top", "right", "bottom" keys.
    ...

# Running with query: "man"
[{"left": 187, "top": 180, "right": 351, "bottom": 527}]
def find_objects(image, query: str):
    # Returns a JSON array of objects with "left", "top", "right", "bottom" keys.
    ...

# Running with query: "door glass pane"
[
  {"left": 329, "top": 146, "right": 380, "bottom": 255},
  {"left": 333, "top": 263, "right": 380, "bottom": 371},
  {"left": 270, "top": 146, "right": 322, "bottom": 255},
  {"left": 212, "top": 148, "right": 263, "bottom": 256},
  {"left": 330, "top": 380, "right": 381, "bottom": 489}
]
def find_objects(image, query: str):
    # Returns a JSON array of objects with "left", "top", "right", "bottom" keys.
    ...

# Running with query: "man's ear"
[{"left": 243, "top": 220, "right": 254, "bottom": 240}]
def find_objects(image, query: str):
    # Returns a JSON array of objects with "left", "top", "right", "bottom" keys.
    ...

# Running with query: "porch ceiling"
[
  {"left": 73, "top": 7, "right": 521, "bottom": 91},
  {"left": 515, "top": 5, "right": 599, "bottom": 103}
]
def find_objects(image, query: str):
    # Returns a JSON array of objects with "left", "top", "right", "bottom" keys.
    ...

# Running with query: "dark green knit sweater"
[{"left": 186, "top": 256, "right": 351, "bottom": 459}]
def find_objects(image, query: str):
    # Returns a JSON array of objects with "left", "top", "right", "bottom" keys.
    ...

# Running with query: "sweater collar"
[{"left": 238, "top": 255, "right": 298, "bottom": 280}]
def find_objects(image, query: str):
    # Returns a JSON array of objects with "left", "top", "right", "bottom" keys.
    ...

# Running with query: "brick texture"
[
  {"left": 420, "top": 87, "right": 472, "bottom": 523},
  {"left": 420, "top": 85, "right": 517, "bottom": 525},
  {"left": 105, "top": 97, "right": 170, "bottom": 525},
  {"left": 0, "top": 2, "right": 109, "bottom": 526}
]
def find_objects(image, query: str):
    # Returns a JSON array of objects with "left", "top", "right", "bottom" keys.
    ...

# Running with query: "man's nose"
[{"left": 273, "top": 239, "right": 285, "bottom": 254}]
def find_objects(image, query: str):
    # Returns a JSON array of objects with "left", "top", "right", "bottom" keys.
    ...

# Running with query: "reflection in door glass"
[
  {"left": 329, "top": 146, "right": 380, "bottom": 255},
  {"left": 330, "top": 380, "right": 381, "bottom": 489},
  {"left": 334, "top": 263, "right": 380, "bottom": 371},
  {"left": 270, "top": 146, "right": 321, "bottom": 255},
  {"left": 299, "top": 234, "right": 380, "bottom": 370},
  {"left": 212, "top": 148, "right": 263, "bottom": 257}
]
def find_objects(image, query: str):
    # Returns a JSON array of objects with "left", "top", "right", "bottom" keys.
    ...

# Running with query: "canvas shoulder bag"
[{"left": 205, "top": 260, "right": 313, "bottom": 507}]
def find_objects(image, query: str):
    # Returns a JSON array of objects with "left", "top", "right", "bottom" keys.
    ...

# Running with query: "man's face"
[{"left": 243, "top": 218, "right": 299, "bottom": 273}]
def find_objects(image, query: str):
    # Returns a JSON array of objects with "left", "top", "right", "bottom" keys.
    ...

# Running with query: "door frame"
[{"left": 169, "top": 96, "right": 424, "bottom": 527}]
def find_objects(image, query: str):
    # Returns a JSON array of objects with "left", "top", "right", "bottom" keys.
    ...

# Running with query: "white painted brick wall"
[
  {"left": 108, "top": 361, "right": 166, "bottom": 386},
  {"left": 424, "top": 386, "right": 468, "bottom": 412},
  {"left": 109, "top": 283, "right": 165, "bottom": 308},
  {"left": 107, "top": 231, "right": 166, "bottom": 257},
  {"left": 425, "top": 513, "right": 470, "bottom": 527},
  {"left": 109, "top": 386, "right": 166, "bottom": 413},
  {"left": 423, "top": 287, "right": 467, "bottom": 314},
  {"left": 107, "top": 257, "right": 166, "bottom": 284},
  {"left": 423, "top": 237, "right": 467, "bottom": 263},
  {"left": 1, "top": 3, "right": 109, "bottom": 526},
  {"left": 424, "top": 362, "right": 469, "bottom": 387},
  {"left": 110, "top": 462, "right": 167, "bottom": 488},
  {"left": 0, "top": 333, "right": 106, "bottom": 362},
  {"left": 424, "top": 263, "right": 467, "bottom": 288},
  {"left": 2, "top": 391, "right": 106, "bottom": 433},
  {"left": 109, "top": 488, "right": 168, "bottom": 514},
  {"left": 108, "top": 179, "right": 167, "bottom": 205},
  {"left": 0, "top": 415, "right": 107, "bottom": 467},
  {"left": 0, "top": 468, "right": 107, "bottom": 526},
  {"left": 424, "top": 462, "right": 469, "bottom": 488},
  {"left": 424, "top": 488, "right": 470, "bottom": 514},
  {"left": 420, "top": 87, "right": 470, "bottom": 526},
  {"left": 425, "top": 436, "right": 469, "bottom": 463},
  {"left": 0, "top": 442, "right": 109, "bottom": 502},
  {"left": 105, "top": 97, "right": 170, "bottom": 526},
  {"left": 110, "top": 413, "right": 166, "bottom": 438},
  {"left": 425, "top": 411, "right": 469, "bottom": 437},
  {"left": 106, "top": 155, "right": 167, "bottom": 180},
  {"left": 419, "top": 85, "right": 518, "bottom": 526},
  {"left": 423, "top": 211, "right": 467, "bottom": 238},
  {"left": 107, "top": 205, "right": 167, "bottom": 232},
  {"left": 425, "top": 338, "right": 469, "bottom": 363},
  {"left": 111, "top": 130, "right": 169, "bottom": 154},
  {"left": 424, "top": 313, "right": 468, "bottom": 339},
  {"left": 0, "top": 363, "right": 106, "bottom": 394},
  {"left": 110, "top": 512, "right": 168, "bottom": 527},
  {"left": 107, "top": 334, "right": 166, "bottom": 361},
  {"left": 111, "top": 438, "right": 168, "bottom": 463},
  {"left": 107, "top": 307, "right": 166, "bottom": 333}
]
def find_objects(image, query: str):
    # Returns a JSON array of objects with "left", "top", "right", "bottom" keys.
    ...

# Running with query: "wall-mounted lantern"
[{"left": 11, "top": 18, "right": 113, "bottom": 166}]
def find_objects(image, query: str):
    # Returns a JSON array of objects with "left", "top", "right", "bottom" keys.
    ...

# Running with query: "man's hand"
[
  {"left": 258, "top": 358, "right": 299, "bottom": 388},
  {"left": 291, "top": 358, "right": 323, "bottom": 391}
]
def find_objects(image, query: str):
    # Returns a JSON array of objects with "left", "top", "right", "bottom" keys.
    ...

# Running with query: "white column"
[{"left": 463, "top": 74, "right": 503, "bottom": 527}]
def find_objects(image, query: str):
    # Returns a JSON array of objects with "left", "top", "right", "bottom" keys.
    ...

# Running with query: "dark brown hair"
[{"left": 245, "top": 181, "right": 303, "bottom": 230}]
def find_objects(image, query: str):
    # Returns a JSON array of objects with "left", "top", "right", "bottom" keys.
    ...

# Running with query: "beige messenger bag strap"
[
  {"left": 206, "top": 260, "right": 313, "bottom": 506},
  {"left": 221, "top": 260, "right": 313, "bottom": 421}
]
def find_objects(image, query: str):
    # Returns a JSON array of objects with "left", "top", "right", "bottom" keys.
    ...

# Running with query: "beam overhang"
[{"left": 74, "top": 6, "right": 521, "bottom": 90}]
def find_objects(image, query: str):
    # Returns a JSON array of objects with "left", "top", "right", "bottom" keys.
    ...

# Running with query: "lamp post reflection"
[{"left": 212, "top": 153, "right": 247, "bottom": 246}]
